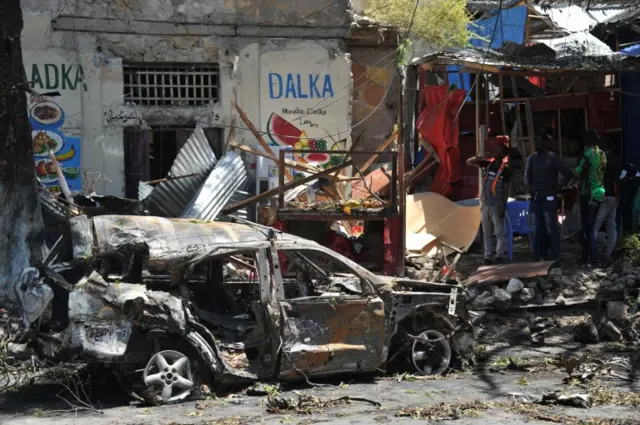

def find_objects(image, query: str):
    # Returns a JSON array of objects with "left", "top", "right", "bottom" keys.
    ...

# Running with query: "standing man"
[
  {"left": 594, "top": 148, "right": 619, "bottom": 264},
  {"left": 526, "top": 136, "right": 573, "bottom": 262},
  {"left": 617, "top": 161, "right": 640, "bottom": 235},
  {"left": 574, "top": 129, "right": 607, "bottom": 267},
  {"left": 467, "top": 140, "right": 511, "bottom": 265}
]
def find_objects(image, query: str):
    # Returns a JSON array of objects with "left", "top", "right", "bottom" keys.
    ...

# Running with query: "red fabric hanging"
[
  {"left": 416, "top": 85, "right": 466, "bottom": 198},
  {"left": 526, "top": 76, "right": 546, "bottom": 89}
]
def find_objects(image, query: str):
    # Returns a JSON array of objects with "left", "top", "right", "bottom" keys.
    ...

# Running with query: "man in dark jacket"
[
  {"left": 526, "top": 136, "right": 573, "bottom": 261},
  {"left": 594, "top": 148, "right": 619, "bottom": 264},
  {"left": 617, "top": 161, "right": 640, "bottom": 235}
]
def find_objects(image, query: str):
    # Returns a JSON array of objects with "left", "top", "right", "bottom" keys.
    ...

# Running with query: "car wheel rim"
[
  {"left": 411, "top": 330, "right": 451, "bottom": 376},
  {"left": 143, "top": 350, "right": 194, "bottom": 403}
]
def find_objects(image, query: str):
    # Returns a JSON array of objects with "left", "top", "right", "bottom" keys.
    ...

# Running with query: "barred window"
[{"left": 123, "top": 63, "right": 219, "bottom": 107}]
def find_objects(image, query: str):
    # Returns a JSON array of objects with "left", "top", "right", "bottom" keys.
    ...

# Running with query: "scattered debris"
[
  {"left": 540, "top": 391, "right": 593, "bottom": 408},
  {"left": 396, "top": 400, "right": 492, "bottom": 420},
  {"left": 600, "top": 319, "right": 624, "bottom": 342},
  {"left": 266, "top": 392, "right": 380, "bottom": 414},
  {"left": 574, "top": 319, "right": 600, "bottom": 343}
]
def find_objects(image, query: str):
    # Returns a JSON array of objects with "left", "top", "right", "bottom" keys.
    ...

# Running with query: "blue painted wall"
[{"left": 447, "top": 6, "right": 528, "bottom": 93}]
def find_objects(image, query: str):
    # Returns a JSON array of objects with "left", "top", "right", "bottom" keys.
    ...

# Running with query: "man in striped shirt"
[{"left": 468, "top": 140, "right": 512, "bottom": 265}]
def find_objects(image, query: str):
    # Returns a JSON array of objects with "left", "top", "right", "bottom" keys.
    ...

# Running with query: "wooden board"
[{"left": 405, "top": 192, "right": 481, "bottom": 252}]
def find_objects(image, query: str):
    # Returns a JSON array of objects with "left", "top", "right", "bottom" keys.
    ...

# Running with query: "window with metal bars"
[{"left": 123, "top": 63, "right": 219, "bottom": 107}]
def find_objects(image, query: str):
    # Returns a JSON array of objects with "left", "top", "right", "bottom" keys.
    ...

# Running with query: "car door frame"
[{"left": 271, "top": 244, "right": 385, "bottom": 380}]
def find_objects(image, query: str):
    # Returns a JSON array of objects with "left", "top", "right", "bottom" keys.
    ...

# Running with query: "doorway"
[{"left": 124, "top": 126, "right": 223, "bottom": 199}]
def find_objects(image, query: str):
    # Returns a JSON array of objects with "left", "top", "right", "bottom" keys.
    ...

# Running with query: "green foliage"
[
  {"left": 617, "top": 234, "right": 640, "bottom": 264},
  {"left": 366, "top": 0, "right": 473, "bottom": 48}
]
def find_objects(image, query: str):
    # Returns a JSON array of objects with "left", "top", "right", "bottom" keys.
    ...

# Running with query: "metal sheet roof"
[
  {"left": 410, "top": 46, "right": 640, "bottom": 73},
  {"left": 145, "top": 126, "right": 217, "bottom": 217},
  {"left": 531, "top": 3, "right": 631, "bottom": 32},
  {"left": 538, "top": 32, "right": 614, "bottom": 57}
]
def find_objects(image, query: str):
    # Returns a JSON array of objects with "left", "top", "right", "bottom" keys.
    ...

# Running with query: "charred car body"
[{"left": 17, "top": 214, "right": 472, "bottom": 403}]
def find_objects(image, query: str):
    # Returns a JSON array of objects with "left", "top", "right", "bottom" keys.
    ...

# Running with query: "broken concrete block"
[
  {"left": 594, "top": 270, "right": 608, "bottom": 279},
  {"left": 550, "top": 268, "right": 563, "bottom": 277},
  {"left": 600, "top": 320, "right": 623, "bottom": 342},
  {"left": 7, "top": 343, "right": 29, "bottom": 360},
  {"left": 555, "top": 294, "right": 567, "bottom": 305},
  {"left": 538, "top": 278, "right": 553, "bottom": 290},
  {"left": 492, "top": 288, "right": 512, "bottom": 311},
  {"left": 608, "top": 283, "right": 625, "bottom": 293},
  {"left": 607, "top": 301, "right": 628, "bottom": 320},
  {"left": 574, "top": 320, "right": 599, "bottom": 344},
  {"left": 470, "top": 291, "right": 494, "bottom": 311},
  {"left": 506, "top": 278, "right": 525, "bottom": 294},
  {"left": 519, "top": 287, "right": 535, "bottom": 303},
  {"left": 466, "top": 287, "right": 480, "bottom": 303}
]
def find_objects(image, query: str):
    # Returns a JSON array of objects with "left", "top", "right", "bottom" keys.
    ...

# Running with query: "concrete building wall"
[{"left": 21, "top": 0, "right": 354, "bottom": 197}]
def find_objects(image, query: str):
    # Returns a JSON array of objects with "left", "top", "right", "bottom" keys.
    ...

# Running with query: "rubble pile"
[
  {"left": 462, "top": 262, "right": 640, "bottom": 346},
  {"left": 468, "top": 263, "right": 640, "bottom": 312}
]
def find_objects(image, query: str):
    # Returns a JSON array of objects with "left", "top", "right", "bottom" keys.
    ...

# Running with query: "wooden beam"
[
  {"left": 230, "top": 143, "right": 321, "bottom": 174},
  {"left": 524, "top": 100, "right": 535, "bottom": 155},
  {"left": 460, "top": 61, "right": 501, "bottom": 74},
  {"left": 420, "top": 61, "right": 632, "bottom": 77},
  {"left": 360, "top": 131, "right": 398, "bottom": 174},
  {"left": 498, "top": 73, "right": 507, "bottom": 134},
  {"left": 498, "top": 89, "right": 594, "bottom": 104},
  {"left": 398, "top": 80, "right": 406, "bottom": 278},
  {"left": 222, "top": 160, "right": 354, "bottom": 214},
  {"left": 476, "top": 74, "right": 481, "bottom": 197},
  {"left": 234, "top": 102, "right": 294, "bottom": 182},
  {"left": 511, "top": 76, "right": 526, "bottom": 157}
]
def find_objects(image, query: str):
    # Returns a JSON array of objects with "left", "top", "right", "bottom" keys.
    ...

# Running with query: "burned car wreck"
[{"left": 18, "top": 214, "right": 473, "bottom": 404}]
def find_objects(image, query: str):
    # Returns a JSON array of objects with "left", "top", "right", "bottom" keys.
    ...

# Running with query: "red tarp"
[{"left": 416, "top": 85, "right": 466, "bottom": 198}]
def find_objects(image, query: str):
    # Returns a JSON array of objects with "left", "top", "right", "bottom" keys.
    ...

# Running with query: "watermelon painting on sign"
[{"left": 266, "top": 112, "right": 346, "bottom": 172}]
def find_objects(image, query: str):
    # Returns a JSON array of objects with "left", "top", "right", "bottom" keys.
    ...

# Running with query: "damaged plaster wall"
[
  {"left": 21, "top": 0, "right": 353, "bottom": 197},
  {"left": 349, "top": 46, "right": 399, "bottom": 162}
]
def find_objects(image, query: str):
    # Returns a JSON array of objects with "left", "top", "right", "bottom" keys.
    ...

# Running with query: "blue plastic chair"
[{"left": 505, "top": 201, "right": 533, "bottom": 260}]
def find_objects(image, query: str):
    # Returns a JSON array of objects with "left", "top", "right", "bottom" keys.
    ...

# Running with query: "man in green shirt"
[{"left": 574, "top": 129, "right": 607, "bottom": 266}]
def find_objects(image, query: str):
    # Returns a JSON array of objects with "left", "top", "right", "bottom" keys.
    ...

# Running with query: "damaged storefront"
[{"left": 21, "top": 0, "right": 365, "bottom": 201}]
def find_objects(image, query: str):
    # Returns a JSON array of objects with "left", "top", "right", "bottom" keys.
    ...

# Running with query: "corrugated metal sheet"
[
  {"left": 145, "top": 126, "right": 217, "bottom": 217},
  {"left": 530, "top": 4, "right": 629, "bottom": 32},
  {"left": 226, "top": 190, "right": 250, "bottom": 220},
  {"left": 138, "top": 182, "right": 154, "bottom": 201},
  {"left": 39, "top": 187, "right": 72, "bottom": 220},
  {"left": 182, "top": 151, "right": 248, "bottom": 222}
]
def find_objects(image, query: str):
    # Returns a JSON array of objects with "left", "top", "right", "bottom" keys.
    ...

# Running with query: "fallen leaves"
[{"left": 396, "top": 400, "right": 493, "bottom": 420}]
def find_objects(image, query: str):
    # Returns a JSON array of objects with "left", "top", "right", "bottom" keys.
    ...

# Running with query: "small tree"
[{"left": 366, "top": 0, "right": 472, "bottom": 48}]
